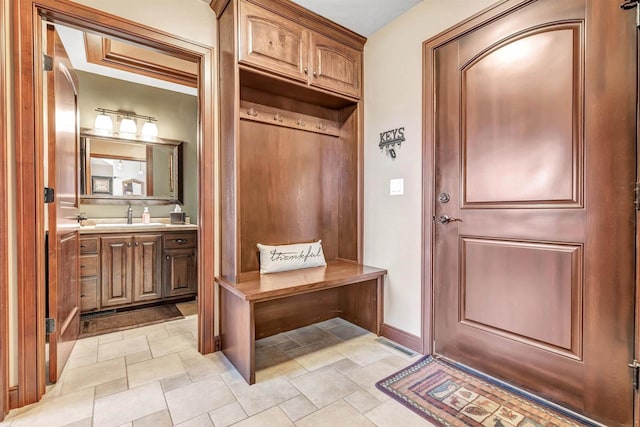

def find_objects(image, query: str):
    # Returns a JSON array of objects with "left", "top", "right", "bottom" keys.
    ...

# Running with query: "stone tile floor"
[{"left": 1, "top": 316, "right": 434, "bottom": 426}]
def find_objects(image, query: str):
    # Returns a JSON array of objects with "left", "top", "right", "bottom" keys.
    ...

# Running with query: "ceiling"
[{"left": 288, "top": 0, "right": 422, "bottom": 36}]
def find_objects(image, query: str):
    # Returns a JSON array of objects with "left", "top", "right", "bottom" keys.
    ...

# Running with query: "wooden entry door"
[
  {"left": 431, "top": 0, "right": 636, "bottom": 425},
  {"left": 46, "top": 25, "right": 81, "bottom": 383}
]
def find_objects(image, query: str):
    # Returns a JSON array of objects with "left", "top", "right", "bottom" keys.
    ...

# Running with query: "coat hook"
[
  {"left": 317, "top": 123, "right": 327, "bottom": 131},
  {"left": 274, "top": 113, "right": 283, "bottom": 122},
  {"left": 247, "top": 107, "right": 257, "bottom": 117},
  {"left": 297, "top": 118, "right": 306, "bottom": 127}
]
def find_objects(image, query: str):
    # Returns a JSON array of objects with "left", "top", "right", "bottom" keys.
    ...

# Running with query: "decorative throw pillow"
[{"left": 257, "top": 240, "right": 327, "bottom": 274}]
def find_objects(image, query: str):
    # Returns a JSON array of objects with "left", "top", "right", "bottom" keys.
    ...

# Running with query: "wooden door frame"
[
  {"left": 13, "top": 0, "right": 216, "bottom": 407},
  {"left": 0, "top": 0, "right": 8, "bottom": 421}
]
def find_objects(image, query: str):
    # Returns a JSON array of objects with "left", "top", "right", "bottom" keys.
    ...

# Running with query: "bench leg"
[{"left": 220, "top": 288, "right": 255, "bottom": 384}]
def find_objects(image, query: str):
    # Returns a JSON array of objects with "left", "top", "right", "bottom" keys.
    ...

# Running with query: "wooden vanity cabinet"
[
  {"left": 82, "top": 230, "right": 196, "bottom": 313},
  {"left": 132, "top": 234, "right": 163, "bottom": 303},
  {"left": 79, "top": 237, "right": 100, "bottom": 312},
  {"left": 101, "top": 234, "right": 164, "bottom": 307},
  {"left": 234, "top": 0, "right": 363, "bottom": 99}
]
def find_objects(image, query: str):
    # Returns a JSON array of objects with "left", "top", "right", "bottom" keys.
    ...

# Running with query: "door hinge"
[
  {"left": 44, "top": 187, "right": 55, "bottom": 204},
  {"left": 45, "top": 318, "right": 56, "bottom": 335},
  {"left": 43, "top": 54, "right": 53, "bottom": 72},
  {"left": 621, "top": 0, "right": 640, "bottom": 27}
]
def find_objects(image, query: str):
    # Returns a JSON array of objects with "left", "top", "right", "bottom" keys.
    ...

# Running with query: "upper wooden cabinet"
[
  {"left": 233, "top": 0, "right": 364, "bottom": 99},
  {"left": 239, "top": 0, "right": 309, "bottom": 83},
  {"left": 310, "top": 33, "right": 361, "bottom": 99}
]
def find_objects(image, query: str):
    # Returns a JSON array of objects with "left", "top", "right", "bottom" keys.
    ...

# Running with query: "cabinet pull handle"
[
  {"left": 80, "top": 294, "right": 86, "bottom": 298},
  {"left": 174, "top": 239, "right": 187, "bottom": 244},
  {"left": 80, "top": 244, "right": 86, "bottom": 248},
  {"left": 80, "top": 265, "right": 86, "bottom": 269}
]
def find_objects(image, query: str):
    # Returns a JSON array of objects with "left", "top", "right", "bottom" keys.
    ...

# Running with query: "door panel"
[
  {"left": 239, "top": 0, "right": 309, "bottom": 82},
  {"left": 163, "top": 248, "right": 197, "bottom": 298},
  {"left": 431, "top": 1, "right": 636, "bottom": 425},
  {"left": 133, "top": 234, "right": 162, "bottom": 302},
  {"left": 101, "top": 236, "right": 133, "bottom": 307},
  {"left": 310, "top": 32, "right": 361, "bottom": 98},
  {"left": 46, "top": 26, "right": 80, "bottom": 383}
]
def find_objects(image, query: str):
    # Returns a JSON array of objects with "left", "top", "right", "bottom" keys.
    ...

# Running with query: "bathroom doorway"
[{"left": 12, "top": 0, "right": 216, "bottom": 406}]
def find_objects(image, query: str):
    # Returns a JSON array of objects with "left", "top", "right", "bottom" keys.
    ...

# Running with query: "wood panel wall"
[
  {"left": 0, "top": 0, "right": 8, "bottom": 420},
  {"left": 13, "top": 0, "right": 217, "bottom": 407}
]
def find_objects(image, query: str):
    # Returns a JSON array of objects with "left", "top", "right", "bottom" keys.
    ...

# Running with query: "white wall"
[{"left": 364, "top": 0, "right": 499, "bottom": 339}]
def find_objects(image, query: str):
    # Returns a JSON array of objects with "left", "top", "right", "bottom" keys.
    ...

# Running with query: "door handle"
[{"left": 435, "top": 215, "right": 461, "bottom": 224}]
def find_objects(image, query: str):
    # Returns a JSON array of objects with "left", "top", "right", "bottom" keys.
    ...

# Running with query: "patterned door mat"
[{"left": 376, "top": 356, "right": 597, "bottom": 427}]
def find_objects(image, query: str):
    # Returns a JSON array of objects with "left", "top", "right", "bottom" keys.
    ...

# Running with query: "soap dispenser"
[{"left": 142, "top": 206, "right": 151, "bottom": 224}]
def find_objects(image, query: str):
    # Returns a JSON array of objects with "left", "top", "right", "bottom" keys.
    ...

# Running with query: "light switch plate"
[{"left": 390, "top": 178, "right": 404, "bottom": 196}]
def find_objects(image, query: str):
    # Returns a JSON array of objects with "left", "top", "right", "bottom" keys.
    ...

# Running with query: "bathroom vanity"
[{"left": 79, "top": 224, "right": 198, "bottom": 313}]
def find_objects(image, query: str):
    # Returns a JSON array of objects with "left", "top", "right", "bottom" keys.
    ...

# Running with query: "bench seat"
[{"left": 215, "top": 259, "right": 387, "bottom": 384}]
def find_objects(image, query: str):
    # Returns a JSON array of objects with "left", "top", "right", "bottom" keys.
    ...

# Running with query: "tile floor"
[{"left": 1, "top": 316, "right": 434, "bottom": 427}]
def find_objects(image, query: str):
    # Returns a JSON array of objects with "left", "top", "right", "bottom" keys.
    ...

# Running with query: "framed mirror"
[{"left": 80, "top": 128, "right": 183, "bottom": 204}]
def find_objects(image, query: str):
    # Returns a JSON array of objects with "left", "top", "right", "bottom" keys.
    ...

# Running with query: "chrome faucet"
[{"left": 127, "top": 205, "right": 133, "bottom": 224}]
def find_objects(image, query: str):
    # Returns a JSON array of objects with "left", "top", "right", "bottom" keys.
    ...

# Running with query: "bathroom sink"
[{"left": 93, "top": 222, "right": 166, "bottom": 228}]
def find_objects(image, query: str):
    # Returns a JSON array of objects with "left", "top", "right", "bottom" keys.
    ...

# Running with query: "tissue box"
[{"left": 170, "top": 212, "right": 186, "bottom": 224}]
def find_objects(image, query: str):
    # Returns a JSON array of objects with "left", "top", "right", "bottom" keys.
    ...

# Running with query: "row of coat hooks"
[{"left": 239, "top": 101, "right": 340, "bottom": 137}]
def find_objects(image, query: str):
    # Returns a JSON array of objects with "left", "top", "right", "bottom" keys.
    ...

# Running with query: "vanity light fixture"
[
  {"left": 141, "top": 118, "right": 159, "bottom": 138},
  {"left": 94, "top": 108, "right": 113, "bottom": 132},
  {"left": 94, "top": 108, "right": 158, "bottom": 137},
  {"left": 119, "top": 116, "right": 138, "bottom": 135}
]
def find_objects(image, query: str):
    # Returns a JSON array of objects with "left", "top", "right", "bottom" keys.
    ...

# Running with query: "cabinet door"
[
  {"left": 133, "top": 234, "right": 163, "bottom": 303},
  {"left": 239, "top": 0, "right": 309, "bottom": 82},
  {"left": 101, "top": 235, "right": 133, "bottom": 307},
  {"left": 163, "top": 248, "right": 197, "bottom": 298},
  {"left": 310, "top": 33, "right": 361, "bottom": 98},
  {"left": 80, "top": 277, "right": 98, "bottom": 312}
]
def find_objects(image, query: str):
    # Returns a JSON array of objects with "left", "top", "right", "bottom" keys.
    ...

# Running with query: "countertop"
[{"left": 79, "top": 218, "right": 198, "bottom": 234}]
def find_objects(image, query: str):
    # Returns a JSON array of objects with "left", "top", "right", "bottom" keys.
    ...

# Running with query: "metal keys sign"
[{"left": 379, "top": 127, "right": 405, "bottom": 159}]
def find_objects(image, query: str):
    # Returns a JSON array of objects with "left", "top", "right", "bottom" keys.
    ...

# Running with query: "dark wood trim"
[
  {"left": 14, "top": 0, "right": 217, "bottom": 407},
  {"left": 635, "top": 20, "right": 640, "bottom": 427},
  {"left": 0, "top": 0, "right": 8, "bottom": 420},
  {"left": 210, "top": 0, "right": 231, "bottom": 17},
  {"left": 380, "top": 323, "right": 422, "bottom": 354},
  {"left": 421, "top": 0, "right": 530, "bottom": 356},
  {"left": 8, "top": 386, "right": 18, "bottom": 411}
]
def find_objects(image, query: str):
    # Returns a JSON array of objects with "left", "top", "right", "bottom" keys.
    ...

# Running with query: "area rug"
[
  {"left": 79, "top": 304, "right": 184, "bottom": 338},
  {"left": 376, "top": 356, "right": 595, "bottom": 427}
]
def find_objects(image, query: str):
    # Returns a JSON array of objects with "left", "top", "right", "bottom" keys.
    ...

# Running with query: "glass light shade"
[
  {"left": 94, "top": 113, "right": 113, "bottom": 131},
  {"left": 119, "top": 117, "right": 137, "bottom": 134},
  {"left": 141, "top": 121, "right": 158, "bottom": 138}
]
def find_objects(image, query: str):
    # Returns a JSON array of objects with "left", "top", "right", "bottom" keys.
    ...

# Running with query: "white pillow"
[{"left": 257, "top": 240, "right": 327, "bottom": 274}]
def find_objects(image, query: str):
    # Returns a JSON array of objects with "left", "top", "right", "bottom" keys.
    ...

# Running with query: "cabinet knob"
[
  {"left": 135, "top": 242, "right": 139, "bottom": 247},
  {"left": 166, "top": 255, "right": 170, "bottom": 260},
  {"left": 313, "top": 71, "right": 317, "bottom": 77},
  {"left": 303, "top": 67, "right": 308, "bottom": 75},
  {"left": 174, "top": 239, "right": 187, "bottom": 244},
  {"left": 127, "top": 242, "right": 132, "bottom": 247}
]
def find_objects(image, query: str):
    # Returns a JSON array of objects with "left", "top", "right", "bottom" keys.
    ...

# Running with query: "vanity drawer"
[
  {"left": 80, "top": 237, "right": 99, "bottom": 254},
  {"left": 79, "top": 255, "right": 98, "bottom": 277},
  {"left": 80, "top": 277, "right": 98, "bottom": 312},
  {"left": 164, "top": 232, "right": 197, "bottom": 249}
]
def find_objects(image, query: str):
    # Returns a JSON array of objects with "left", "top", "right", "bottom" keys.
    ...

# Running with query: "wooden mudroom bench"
[{"left": 215, "top": 259, "right": 387, "bottom": 384}]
